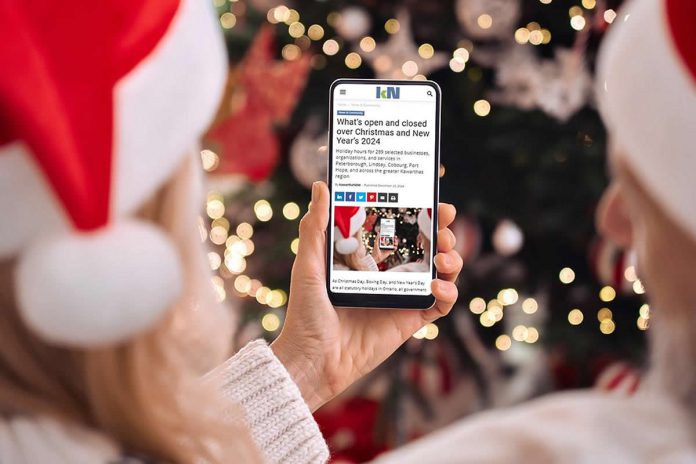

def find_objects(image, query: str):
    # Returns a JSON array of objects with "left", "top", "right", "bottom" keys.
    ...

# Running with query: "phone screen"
[
  {"left": 379, "top": 218, "right": 396, "bottom": 250},
  {"left": 327, "top": 79, "right": 440, "bottom": 306}
]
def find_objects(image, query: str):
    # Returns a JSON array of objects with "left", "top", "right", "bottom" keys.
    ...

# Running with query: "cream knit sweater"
[
  {"left": 4, "top": 340, "right": 696, "bottom": 463},
  {"left": 0, "top": 340, "right": 328, "bottom": 464}
]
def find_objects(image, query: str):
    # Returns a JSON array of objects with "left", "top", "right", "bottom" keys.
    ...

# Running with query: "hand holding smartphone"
[{"left": 326, "top": 79, "right": 441, "bottom": 309}]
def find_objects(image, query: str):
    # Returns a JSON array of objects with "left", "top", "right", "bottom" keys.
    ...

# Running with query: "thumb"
[{"left": 295, "top": 181, "right": 330, "bottom": 272}]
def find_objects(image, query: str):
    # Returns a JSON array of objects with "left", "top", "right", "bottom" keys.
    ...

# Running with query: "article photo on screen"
[{"left": 326, "top": 79, "right": 441, "bottom": 309}]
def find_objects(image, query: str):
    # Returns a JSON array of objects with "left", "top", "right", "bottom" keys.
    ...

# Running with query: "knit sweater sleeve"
[{"left": 208, "top": 340, "right": 329, "bottom": 464}]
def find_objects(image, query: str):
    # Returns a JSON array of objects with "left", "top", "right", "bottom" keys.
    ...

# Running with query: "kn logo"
[{"left": 375, "top": 86, "right": 400, "bottom": 99}]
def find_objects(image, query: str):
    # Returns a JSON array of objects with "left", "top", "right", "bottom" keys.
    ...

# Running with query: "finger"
[
  {"left": 437, "top": 227, "right": 456, "bottom": 252},
  {"left": 433, "top": 249, "right": 463, "bottom": 282},
  {"left": 438, "top": 203, "right": 456, "bottom": 230},
  {"left": 296, "top": 182, "right": 330, "bottom": 266},
  {"left": 422, "top": 279, "right": 458, "bottom": 321}
]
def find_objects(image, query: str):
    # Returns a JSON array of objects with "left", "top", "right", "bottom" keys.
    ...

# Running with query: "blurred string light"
[
  {"left": 220, "top": 12, "right": 236, "bottom": 29},
  {"left": 360, "top": 36, "right": 376, "bottom": 52},
  {"left": 515, "top": 22, "right": 551, "bottom": 45},
  {"left": 604, "top": 9, "right": 617, "bottom": 23},
  {"left": 522, "top": 298, "right": 538, "bottom": 314},
  {"left": 637, "top": 303, "right": 650, "bottom": 330},
  {"left": 599, "top": 285, "right": 616, "bottom": 302},
  {"left": 282, "top": 202, "right": 301, "bottom": 220},
  {"left": 412, "top": 323, "right": 439, "bottom": 340},
  {"left": 581, "top": 0, "right": 596, "bottom": 9},
  {"left": 262, "top": 313, "right": 281, "bottom": 332},
  {"left": 496, "top": 334, "right": 512, "bottom": 351},
  {"left": 254, "top": 199, "right": 273, "bottom": 222},
  {"left": 290, "top": 237, "right": 300, "bottom": 254},
  {"left": 449, "top": 47, "right": 469, "bottom": 73},
  {"left": 322, "top": 39, "right": 340, "bottom": 56},
  {"left": 473, "top": 99, "right": 491, "bottom": 117},
  {"left": 600, "top": 318, "right": 616, "bottom": 335},
  {"left": 200, "top": 149, "right": 220, "bottom": 171},
  {"left": 384, "top": 18, "right": 400, "bottom": 34},
  {"left": 633, "top": 279, "right": 645, "bottom": 295},
  {"left": 477, "top": 14, "right": 493, "bottom": 29},
  {"left": 307, "top": 24, "right": 324, "bottom": 41},
  {"left": 568, "top": 308, "right": 584, "bottom": 325},
  {"left": 624, "top": 265, "right": 637, "bottom": 282},
  {"left": 559, "top": 267, "right": 575, "bottom": 284}
]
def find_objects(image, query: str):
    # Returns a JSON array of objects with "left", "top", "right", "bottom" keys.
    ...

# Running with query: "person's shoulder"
[
  {"left": 0, "top": 414, "right": 125, "bottom": 464},
  {"left": 373, "top": 390, "right": 696, "bottom": 463}
]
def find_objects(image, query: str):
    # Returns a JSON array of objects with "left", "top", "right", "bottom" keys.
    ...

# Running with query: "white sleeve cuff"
[{"left": 209, "top": 340, "right": 329, "bottom": 464}]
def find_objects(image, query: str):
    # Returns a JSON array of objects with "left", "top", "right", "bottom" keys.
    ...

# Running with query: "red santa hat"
[
  {"left": 597, "top": 0, "right": 696, "bottom": 238},
  {"left": 0, "top": 0, "right": 226, "bottom": 346},
  {"left": 334, "top": 206, "right": 366, "bottom": 255},
  {"left": 418, "top": 208, "right": 433, "bottom": 242}
]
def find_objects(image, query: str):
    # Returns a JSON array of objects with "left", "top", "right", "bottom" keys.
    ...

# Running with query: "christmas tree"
[{"left": 200, "top": 0, "right": 646, "bottom": 459}]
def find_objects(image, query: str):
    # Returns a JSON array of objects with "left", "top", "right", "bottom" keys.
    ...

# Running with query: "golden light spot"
[
  {"left": 599, "top": 286, "right": 616, "bottom": 302},
  {"left": 206, "top": 199, "right": 225, "bottom": 220},
  {"left": 418, "top": 43, "right": 435, "bottom": 59},
  {"left": 568, "top": 309, "right": 584, "bottom": 325},
  {"left": 424, "top": 323, "right": 439, "bottom": 340},
  {"left": 290, "top": 237, "right": 300, "bottom": 254},
  {"left": 234, "top": 275, "right": 251, "bottom": 294},
  {"left": 600, "top": 319, "right": 615, "bottom": 335},
  {"left": 220, "top": 12, "right": 236, "bottom": 29},
  {"left": 201, "top": 149, "right": 220, "bottom": 171},
  {"left": 496, "top": 334, "right": 512, "bottom": 351},
  {"left": 322, "top": 39, "right": 340, "bottom": 56},
  {"left": 359, "top": 36, "right": 376, "bottom": 52},
  {"left": 597, "top": 307, "right": 613, "bottom": 322},
  {"left": 283, "top": 202, "right": 301, "bottom": 220},
  {"left": 570, "top": 15, "right": 586, "bottom": 31},
  {"left": 307, "top": 24, "right": 324, "bottom": 41},
  {"left": 477, "top": 14, "right": 493, "bottom": 29},
  {"left": 384, "top": 18, "right": 400, "bottom": 34},
  {"left": 401, "top": 60, "right": 418, "bottom": 77},
  {"left": 633, "top": 279, "right": 645, "bottom": 295},
  {"left": 512, "top": 325, "right": 529, "bottom": 342},
  {"left": 515, "top": 28, "right": 530, "bottom": 44},
  {"left": 254, "top": 200, "right": 273, "bottom": 222},
  {"left": 522, "top": 298, "right": 538, "bottom": 314},
  {"left": 525, "top": 327, "right": 540, "bottom": 343},
  {"left": 236, "top": 222, "right": 254, "bottom": 239},
  {"left": 345, "top": 52, "right": 362, "bottom": 69},
  {"left": 559, "top": 267, "right": 576, "bottom": 284},
  {"left": 262, "top": 313, "right": 281, "bottom": 331},
  {"left": 413, "top": 325, "right": 428, "bottom": 339},
  {"left": 282, "top": 44, "right": 301, "bottom": 61},
  {"left": 469, "top": 297, "right": 486, "bottom": 314},
  {"left": 473, "top": 99, "right": 491, "bottom": 117},
  {"left": 288, "top": 21, "right": 305, "bottom": 38}
]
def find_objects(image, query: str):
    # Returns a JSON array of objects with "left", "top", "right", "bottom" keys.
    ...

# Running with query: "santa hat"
[
  {"left": 0, "top": 0, "right": 226, "bottom": 346},
  {"left": 418, "top": 208, "right": 433, "bottom": 242},
  {"left": 597, "top": 0, "right": 696, "bottom": 238},
  {"left": 334, "top": 206, "right": 366, "bottom": 255}
]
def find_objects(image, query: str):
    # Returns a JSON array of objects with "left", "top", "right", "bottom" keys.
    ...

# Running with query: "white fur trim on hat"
[
  {"left": 15, "top": 220, "right": 183, "bottom": 347},
  {"left": 333, "top": 207, "right": 366, "bottom": 255},
  {"left": 418, "top": 208, "right": 432, "bottom": 242},
  {"left": 597, "top": 0, "right": 696, "bottom": 238}
]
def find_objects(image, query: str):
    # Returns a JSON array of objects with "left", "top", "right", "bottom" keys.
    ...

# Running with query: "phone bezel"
[{"left": 325, "top": 78, "right": 441, "bottom": 310}]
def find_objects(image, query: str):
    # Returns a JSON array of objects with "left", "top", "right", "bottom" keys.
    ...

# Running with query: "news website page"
[{"left": 329, "top": 82, "right": 438, "bottom": 296}]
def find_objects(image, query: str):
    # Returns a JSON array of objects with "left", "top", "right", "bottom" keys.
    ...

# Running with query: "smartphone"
[
  {"left": 378, "top": 218, "right": 397, "bottom": 250},
  {"left": 326, "top": 79, "right": 441, "bottom": 309}
]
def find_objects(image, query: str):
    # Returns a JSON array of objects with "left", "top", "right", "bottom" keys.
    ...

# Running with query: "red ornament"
[{"left": 206, "top": 27, "right": 311, "bottom": 182}]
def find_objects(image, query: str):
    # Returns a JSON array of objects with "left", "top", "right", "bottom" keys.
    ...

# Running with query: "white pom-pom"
[
  {"left": 335, "top": 237, "right": 359, "bottom": 255},
  {"left": 15, "top": 220, "right": 183, "bottom": 347}
]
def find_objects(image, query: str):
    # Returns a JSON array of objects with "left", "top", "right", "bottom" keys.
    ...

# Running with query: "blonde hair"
[{"left": 0, "top": 155, "right": 261, "bottom": 463}]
